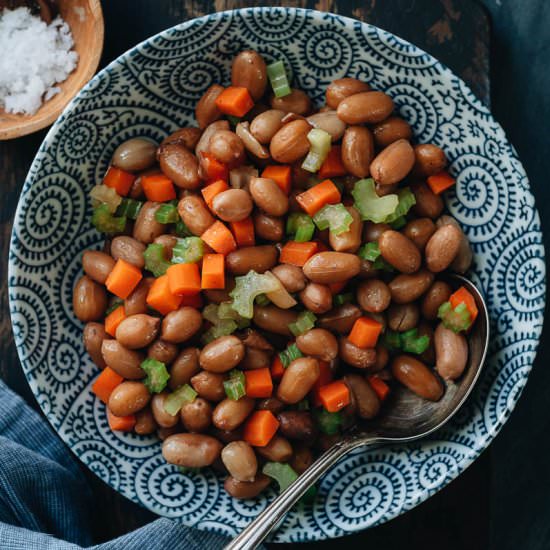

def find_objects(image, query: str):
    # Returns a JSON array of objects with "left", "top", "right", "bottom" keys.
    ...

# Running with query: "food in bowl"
[{"left": 73, "top": 49, "right": 478, "bottom": 499}]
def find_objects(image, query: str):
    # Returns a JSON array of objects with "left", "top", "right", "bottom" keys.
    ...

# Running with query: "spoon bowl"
[
  {"left": 0, "top": 0, "right": 104, "bottom": 140},
  {"left": 227, "top": 273, "right": 489, "bottom": 550}
]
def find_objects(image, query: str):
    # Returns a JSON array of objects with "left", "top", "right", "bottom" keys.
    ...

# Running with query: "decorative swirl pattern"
[{"left": 7, "top": 8, "right": 545, "bottom": 543}]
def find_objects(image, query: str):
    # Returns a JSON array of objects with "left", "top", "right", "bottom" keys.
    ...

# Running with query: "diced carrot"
[
  {"left": 311, "top": 360, "right": 333, "bottom": 407},
  {"left": 200, "top": 152, "right": 229, "bottom": 182},
  {"left": 201, "top": 221, "right": 237, "bottom": 255},
  {"left": 141, "top": 173, "right": 177, "bottom": 202},
  {"left": 244, "top": 368, "right": 273, "bottom": 398},
  {"left": 328, "top": 281, "right": 347, "bottom": 294},
  {"left": 367, "top": 375, "right": 390, "bottom": 402},
  {"left": 92, "top": 367, "right": 123, "bottom": 404},
  {"left": 146, "top": 275, "right": 183, "bottom": 315},
  {"left": 318, "top": 146, "right": 347, "bottom": 179},
  {"left": 103, "top": 166, "right": 136, "bottom": 197},
  {"left": 243, "top": 410, "right": 280, "bottom": 447},
  {"left": 318, "top": 380, "right": 351, "bottom": 413},
  {"left": 107, "top": 409, "right": 136, "bottom": 432},
  {"left": 202, "top": 179, "right": 229, "bottom": 209},
  {"left": 279, "top": 241, "right": 318, "bottom": 267},
  {"left": 201, "top": 253, "right": 225, "bottom": 289},
  {"left": 215, "top": 86, "right": 254, "bottom": 117},
  {"left": 449, "top": 286, "right": 478, "bottom": 324},
  {"left": 105, "top": 259, "right": 143, "bottom": 299},
  {"left": 179, "top": 293, "right": 204, "bottom": 309},
  {"left": 426, "top": 171, "right": 456, "bottom": 195},
  {"left": 270, "top": 355, "right": 285, "bottom": 381},
  {"left": 296, "top": 179, "right": 341, "bottom": 216},
  {"left": 167, "top": 263, "right": 201, "bottom": 296},
  {"left": 104, "top": 305, "right": 126, "bottom": 337},
  {"left": 230, "top": 217, "right": 255, "bottom": 247},
  {"left": 261, "top": 165, "right": 292, "bottom": 194},
  {"left": 348, "top": 317, "right": 383, "bottom": 349}
]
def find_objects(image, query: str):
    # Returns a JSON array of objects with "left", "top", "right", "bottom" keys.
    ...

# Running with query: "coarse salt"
[{"left": 0, "top": 7, "right": 78, "bottom": 115}]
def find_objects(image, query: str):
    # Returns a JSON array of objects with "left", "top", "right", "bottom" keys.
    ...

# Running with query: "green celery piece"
[
  {"left": 289, "top": 311, "right": 317, "bottom": 337},
  {"left": 314, "top": 409, "right": 342, "bottom": 435},
  {"left": 358, "top": 242, "right": 381, "bottom": 262},
  {"left": 372, "top": 256, "right": 395, "bottom": 272},
  {"left": 266, "top": 60, "right": 291, "bottom": 98},
  {"left": 175, "top": 219, "right": 192, "bottom": 237},
  {"left": 313, "top": 203, "right": 353, "bottom": 235},
  {"left": 333, "top": 293, "right": 353, "bottom": 306},
  {"left": 201, "top": 320, "right": 238, "bottom": 344},
  {"left": 384, "top": 188, "right": 416, "bottom": 224},
  {"left": 154, "top": 203, "right": 179, "bottom": 224},
  {"left": 90, "top": 184, "right": 122, "bottom": 213},
  {"left": 202, "top": 303, "right": 220, "bottom": 325},
  {"left": 302, "top": 128, "right": 332, "bottom": 173},
  {"left": 383, "top": 330, "right": 402, "bottom": 351},
  {"left": 286, "top": 213, "right": 315, "bottom": 242},
  {"left": 140, "top": 358, "right": 170, "bottom": 394},
  {"left": 116, "top": 198, "right": 143, "bottom": 220},
  {"left": 218, "top": 302, "right": 250, "bottom": 329},
  {"left": 352, "top": 178, "right": 399, "bottom": 223},
  {"left": 263, "top": 462, "right": 298, "bottom": 492},
  {"left": 438, "top": 301, "right": 472, "bottom": 333},
  {"left": 400, "top": 328, "right": 430, "bottom": 354},
  {"left": 278, "top": 343, "right": 303, "bottom": 368},
  {"left": 164, "top": 384, "right": 197, "bottom": 416},
  {"left": 229, "top": 270, "right": 280, "bottom": 319},
  {"left": 172, "top": 237, "right": 204, "bottom": 264},
  {"left": 92, "top": 204, "right": 126, "bottom": 234},
  {"left": 105, "top": 298, "right": 123, "bottom": 316},
  {"left": 143, "top": 243, "right": 172, "bottom": 277},
  {"left": 223, "top": 369, "right": 246, "bottom": 400},
  {"left": 390, "top": 215, "right": 407, "bottom": 230}
]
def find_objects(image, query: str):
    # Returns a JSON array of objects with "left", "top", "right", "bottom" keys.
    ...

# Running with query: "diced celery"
[
  {"left": 302, "top": 129, "right": 332, "bottom": 173},
  {"left": 278, "top": 343, "right": 303, "bottom": 368},
  {"left": 314, "top": 409, "right": 342, "bottom": 435},
  {"left": 172, "top": 237, "right": 204, "bottom": 264},
  {"left": 92, "top": 204, "right": 126, "bottom": 234},
  {"left": 155, "top": 203, "right": 179, "bottom": 224},
  {"left": 313, "top": 203, "right": 353, "bottom": 235},
  {"left": 289, "top": 311, "right": 317, "bottom": 337},
  {"left": 223, "top": 369, "right": 246, "bottom": 400},
  {"left": 164, "top": 384, "right": 197, "bottom": 416},
  {"left": 358, "top": 242, "right": 381, "bottom": 262},
  {"left": 90, "top": 184, "right": 122, "bottom": 213},
  {"left": 438, "top": 301, "right": 472, "bottom": 333},
  {"left": 116, "top": 198, "right": 143, "bottom": 220},
  {"left": 352, "top": 178, "right": 399, "bottom": 223},
  {"left": 143, "top": 243, "right": 172, "bottom": 277},
  {"left": 266, "top": 60, "right": 291, "bottom": 98},
  {"left": 286, "top": 212, "right": 315, "bottom": 242},
  {"left": 141, "top": 358, "right": 170, "bottom": 393},
  {"left": 229, "top": 271, "right": 280, "bottom": 319}
]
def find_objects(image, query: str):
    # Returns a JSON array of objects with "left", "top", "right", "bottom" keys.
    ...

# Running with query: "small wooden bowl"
[{"left": 0, "top": 0, "right": 104, "bottom": 140}]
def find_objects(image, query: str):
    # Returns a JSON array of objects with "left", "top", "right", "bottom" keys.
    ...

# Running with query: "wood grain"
[{"left": 0, "top": 0, "right": 490, "bottom": 546}]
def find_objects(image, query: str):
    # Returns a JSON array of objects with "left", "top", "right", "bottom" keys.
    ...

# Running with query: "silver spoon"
[{"left": 225, "top": 274, "right": 489, "bottom": 550}]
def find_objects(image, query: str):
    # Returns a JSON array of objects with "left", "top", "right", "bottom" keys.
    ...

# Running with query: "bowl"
[
  {"left": 0, "top": 0, "right": 104, "bottom": 140},
  {"left": 8, "top": 7, "right": 545, "bottom": 542}
]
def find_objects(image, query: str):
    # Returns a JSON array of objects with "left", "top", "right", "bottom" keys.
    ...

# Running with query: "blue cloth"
[{"left": 0, "top": 379, "right": 231, "bottom": 549}]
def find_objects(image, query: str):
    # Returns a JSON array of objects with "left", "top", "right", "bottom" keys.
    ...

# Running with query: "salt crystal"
[{"left": 0, "top": 7, "right": 79, "bottom": 115}]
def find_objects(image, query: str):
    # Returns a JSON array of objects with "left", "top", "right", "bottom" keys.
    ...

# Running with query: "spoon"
[{"left": 225, "top": 273, "right": 489, "bottom": 550}]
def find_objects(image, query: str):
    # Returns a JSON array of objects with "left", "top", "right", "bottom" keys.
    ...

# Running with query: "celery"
[
  {"left": 384, "top": 188, "right": 416, "bottom": 224},
  {"left": 266, "top": 60, "right": 291, "bottom": 98},
  {"left": 401, "top": 328, "right": 430, "bottom": 354},
  {"left": 314, "top": 409, "right": 342, "bottom": 435},
  {"left": 302, "top": 128, "right": 332, "bottom": 173},
  {"left": 438, "top": 301, "right": 473, "bottom": 333},
  {"left": 92, "top": 204, "right": 126, "bottom": 234},
  {"left": 352, "top": 178, "right": 399, "bottom": 223},
  {"left": 313, "top": 203, "right": 353, "bottom": 235},
  {"left": 289, "top": 311, "right": 317, "bottom": 337},
  {"left": 286, "top": 212, "right": 315, "bottom": 242},
  {"left": 116, "top": 198, "right": 143, "bottom": 220},
  {"left": 172, "top": 237, "right": 204, "bottom": 264},
  {"left": 358, "top": 242, "right": 381, "bottom": 262},
  {"left": 223, "top": 369, "right": 246, "bottom": 400},
  {"left": 229, "top": 271, "right": 280, "bottom": 319},
  {"left": 143, "top": 243, "right": 172, "bottom": 277},
  {"left": 164, "top": 384, "right": 197, "bottom": 416},
  {"left": 279, "top": 343, "right": 303, "bottom": 368},
  {"left": 141, "top": 358, "right": 170, "bottom": 394},
  {"left": 333, "top": 293, "right": 353, "bottom": 306},
  {"left": 90, "top": 184, "right": 122, "bottom": 213},
  {"left": 155, "top": 203, "right": 179, "bottom": 224}
]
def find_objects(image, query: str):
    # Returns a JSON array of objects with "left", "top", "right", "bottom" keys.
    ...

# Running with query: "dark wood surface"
[{"left": 0, "top": 1, "right": 533, "bottom": 548}]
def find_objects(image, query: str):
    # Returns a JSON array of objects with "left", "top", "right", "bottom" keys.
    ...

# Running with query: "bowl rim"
[
  {"left": 8, "top": 6, "right": 545, "bottom": 541},
  {"left": 0, "top": 0, "right": 105, "bottom": 141}
]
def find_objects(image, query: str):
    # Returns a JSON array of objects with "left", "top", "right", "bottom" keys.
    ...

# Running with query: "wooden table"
[{"left": 0, "top": 1, "right": 491, "bottom": 548}]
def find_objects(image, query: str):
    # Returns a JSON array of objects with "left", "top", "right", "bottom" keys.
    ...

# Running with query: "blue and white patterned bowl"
[{"left": 8, "top": 8, "right": 545, "bottom": 542}]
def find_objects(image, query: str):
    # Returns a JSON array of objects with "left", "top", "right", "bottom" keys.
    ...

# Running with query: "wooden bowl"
[{"left": 0, "top": 0, "right": 104, "bottom": 140}]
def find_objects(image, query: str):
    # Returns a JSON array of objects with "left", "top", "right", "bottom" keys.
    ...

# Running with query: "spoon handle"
[{"left": 224, "top": 435, "right": 376, "bottom": 550}]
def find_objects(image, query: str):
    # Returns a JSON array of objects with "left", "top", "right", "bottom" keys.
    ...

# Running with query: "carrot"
[
  {"left": 244, "top": 368, "right": 273, "bottom": 398},
  {"left": 449, "top": 286, "right": 478, "bottom": 324},
  {"left": 103, "top": 166, "right": 136, "bottom": 197},
  {"left": 202, "top": 179, "right": 229, "bottom": 209},
  {"left": 261, "top": 165, "right": 292, "bottom": 194},
  {"left": 201, "top": 221, "right": 237, "bottom": 255},
  {"left": 105, "top": 259, "right": 143, "bottom": 299},
  {"left": 230, "top": 217, "right": 255, "bottom": 247},
  {"left": 311, "top": 360, "right": 333, "bottom": 407},
  {"left": 328, "top": 281, "right": 347, "bottom": 294},
  {"left": 167, "top": 263, "right": 201, "bottom": 296},
  {"left": 146, "top": 275, "right": 183, "bottom": 315},
  {"left": 141, "top": 173, "right": 176, "bottom": 202},
  {"left": 318, "top": 380, "right": 351, "bottom": 413},
  {"left": 279, "top": 241, "right": 318, "bottom": 267},
  {"left": 296, "top": 179, "right": 341, "bottom": 216},
  {"left": 107, "top": 409, "right": 136, "bottom": 432},
  {"left": 426, "top": 171, "right": 456, "bottom": 195},
  {"left": 270, "top": 355, "right": 285, "bottom": 381},
  {"left": 348, "top": 316, "right": 383, "bottom": 349},
  {"left": 243, "top": 410, "right": 280, "bottom": 447},
  {"left": 367, "top": 375, "right": 390, "bottom": 402},
  {"left": 201, "top": 253, "right": 225, "bottom": 289},
  {"left": 318, "top": 146, "right": 347, "bottom": 179},
  {"left": 179, "top": 293, "right": 204, "bottom": 309},
  {"left": 104, "top": 305, "right": 126, "bottom": 337},
  {"left": 200, "top": 152, "right": 228, "bottom": 182},
  {"left": 215, "top": 86, "right": 254, "bottom": 117},
  {"left": 92, "top": 367, "right": 123, "bottom": 404}
]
